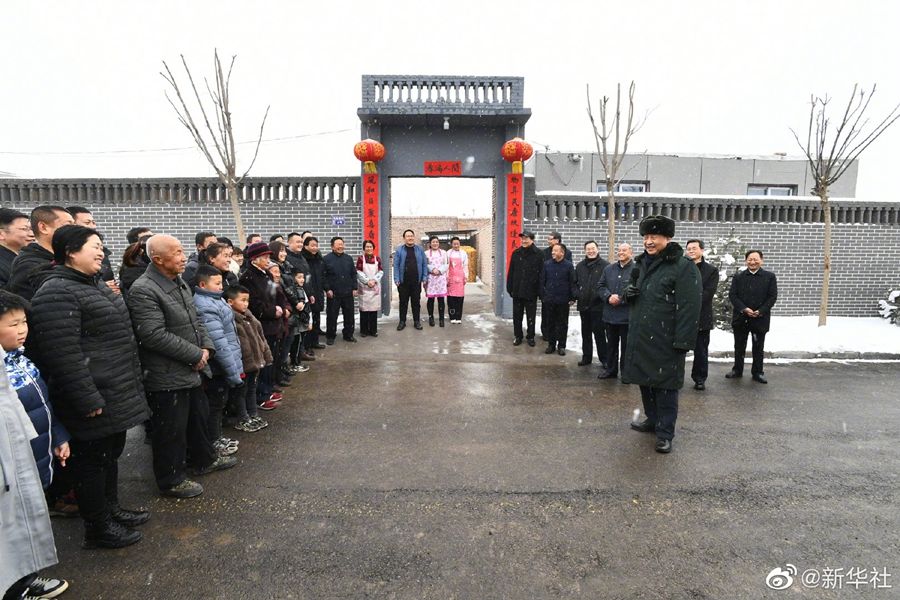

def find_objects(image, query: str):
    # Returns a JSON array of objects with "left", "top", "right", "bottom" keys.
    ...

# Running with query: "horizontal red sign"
[{"left": 423, "top": 161, "right": 462, "bottom": 176}]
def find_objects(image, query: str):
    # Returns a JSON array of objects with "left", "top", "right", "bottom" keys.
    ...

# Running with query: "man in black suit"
[
  {"left": 686, "top": 239, "right": 719, "bottom": 390},
  {"left": 727, "top": 250, "right": 778, "bottom": 383}
]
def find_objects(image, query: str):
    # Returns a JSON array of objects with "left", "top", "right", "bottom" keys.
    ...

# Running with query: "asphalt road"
[{"left": 48, "top": 288, "right": 900, "bottom": 599}]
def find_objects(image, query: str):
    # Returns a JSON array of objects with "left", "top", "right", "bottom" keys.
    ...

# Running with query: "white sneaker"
[
  {"left": 27, "top": 576, "right": 69, "bottom": 599},
  {"left": 295, "top": 364, "right": 310, "bottom": 373}
]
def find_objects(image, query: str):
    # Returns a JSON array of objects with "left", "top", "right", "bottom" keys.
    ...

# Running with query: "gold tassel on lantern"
[
  {"left": 512, "top": 161, "right": 523, "bottom": 174},
  {"left": 363, "top": 161, "right": 377, "bottom": 174}
]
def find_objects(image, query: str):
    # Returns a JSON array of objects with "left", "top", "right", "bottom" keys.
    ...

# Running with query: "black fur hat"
[{"left": 639, "top": 215, "right": 675, "bottom": 238}]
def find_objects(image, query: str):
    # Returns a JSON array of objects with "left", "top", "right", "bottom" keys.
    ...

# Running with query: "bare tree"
[
  {"left": 791, "top": 84, "right": 899, "bottom": 326},
  {"left": 586, "top": 82, "right": 648, "bottom": 261},
  {"left": 161, "top": 50, "right": 269, "bottom": 244}
]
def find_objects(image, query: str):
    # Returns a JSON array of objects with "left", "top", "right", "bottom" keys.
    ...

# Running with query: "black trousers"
[
  {"left": 604, "top": 323, "right": 629, "bottom": 374},
  {"left": 426, "top": 297, "right": 445, "bottom": 319},
  {"left": 397, "top": 281, "right": 422, "bottom": 323},
  {"left": 360, "top": 311, "right": 378, "bottom": 335},
  {"left": 512, "top": 298, "right": 537, "bottom": 341},
  {"left": 203, "top": 374, "right": 228, "bottom": 442},
  {"left": 69, "top": 430, "right": 127, "bottom": 523},
  {"left": 544, "top": 303, "right": 571, "bottom": 348},
  {"left": 580, "top": 309, "right": 608, "bottom": 364},
  {"left": 304, "top": 309, "right": 322, "bottom": 349},
  {"left": 692, "top": 329, "right": 711, "bottom": 383},
  {"left": 290, "top": 332, "right": 304, "bottom": 365},
  {"left": 540, "top": 300, "right": 549, "bottom": 339},
  {"left": 639, "top": 386, "right": 679, "bottom": 441},
  {"left": 147, "top": 387, "right": 217, "bottom": 490},
  {"left": 447, "top": 296, "right": 464, "bottom": 320},
  {"left": 733, "top": 327, "right": 766, "bottom": 375},
  {"left": 326, "top": 294, "right": 355, "bottom": 339}
]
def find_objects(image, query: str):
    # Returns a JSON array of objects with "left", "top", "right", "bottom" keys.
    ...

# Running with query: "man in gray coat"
[{"left": 127, "top": 235, "right": 236, "bottom": 499}]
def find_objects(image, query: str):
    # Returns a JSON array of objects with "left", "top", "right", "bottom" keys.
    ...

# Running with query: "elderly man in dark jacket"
[
  {"left": 597, "top": 243, "right": 634, "bottom": 379},
  {"left": 574, "top": 240, "right": 609, "bottom": 367},
  {"left": 727, "top": 250, "right": 778, "bottom": 383},
  {"left": 539, "top": 243, "right": 577, "bottom": 356},
  {"left": 506, "top": 231, "right": 544, "bottom": 346},
  {"left": 622, "top": 216, "right": 700, "bottom": 454},
  {"left": 301, "top": 236, "right": 326, "bottom": 352},
  {"left": 323, "top": 236, "right": 359, "bottom": 344},
  {"left": 128, "top": 234, "right": 234, "bottom": 499},
  {"left": 685, "top": 239, "right": 719, "bottom": 390}
]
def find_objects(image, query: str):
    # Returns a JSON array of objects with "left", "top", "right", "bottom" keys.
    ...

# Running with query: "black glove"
[{"left": 624, "top": 284, "right": 640, "bottom": 301}]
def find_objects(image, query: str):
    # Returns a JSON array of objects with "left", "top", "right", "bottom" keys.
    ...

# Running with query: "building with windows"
[{"left": 530, "top": 152, "right": 858, "bottom": 197}]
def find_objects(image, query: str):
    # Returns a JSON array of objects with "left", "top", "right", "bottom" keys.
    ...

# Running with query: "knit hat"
[
  {"left": 245, "top": 241, "right": 272, "bottom": 262},
  {"left": 639, "top": 215, "right": 675, "bottom": 238}
]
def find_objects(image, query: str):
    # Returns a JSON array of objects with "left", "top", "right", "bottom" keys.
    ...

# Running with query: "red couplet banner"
[
  {"left": 506, "top": 173, "right": 523, "bottom": 272},
  {"left": 362, "top": 173, "right": 379, "bottom": 252}
]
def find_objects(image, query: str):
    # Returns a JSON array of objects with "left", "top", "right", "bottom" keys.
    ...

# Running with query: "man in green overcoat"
[{"left": 622, "top": 215, "right": 701, "bottom": 454}]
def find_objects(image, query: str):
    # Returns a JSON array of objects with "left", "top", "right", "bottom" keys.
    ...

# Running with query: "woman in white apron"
[
  {"left": 356, "top": 240, "right": 383, "bottom": 337},
  {"left": 446, "top": 236, "right": 469, "bottom": 324},
  {"left": 424, "top": 236, "right": 449, "bottom": 327}
]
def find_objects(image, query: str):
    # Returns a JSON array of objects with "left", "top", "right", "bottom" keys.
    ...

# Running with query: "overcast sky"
[{"left": 2, "top": 0, "right": 898, "bottom": 216}]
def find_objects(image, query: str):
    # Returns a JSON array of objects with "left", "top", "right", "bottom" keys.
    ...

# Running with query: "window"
[
  {"left": 747, "top": 184, "right": 796, "bottom": 196},
  {"left": 596, "top": 180, "right": 649, "bottom": 193}
]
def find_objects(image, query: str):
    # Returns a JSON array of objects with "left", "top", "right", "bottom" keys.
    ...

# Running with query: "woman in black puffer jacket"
[{"left": 29, "top": 225, "right": 150, "bottom": 550}]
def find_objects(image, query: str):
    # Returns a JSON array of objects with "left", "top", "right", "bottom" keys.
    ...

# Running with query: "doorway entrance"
[{"left": 357, "top": 75, "right": 531, "bottom": 316}]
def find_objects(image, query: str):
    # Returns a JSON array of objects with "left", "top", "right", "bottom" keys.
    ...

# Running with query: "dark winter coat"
[
  {"left": 0, "top": 245, "right": 16, "bottom": 288},
  {"left": 301, "top": 248, "right": 325, "bottom": 307},
  {"left": 597, "top": 260, "right": 636, "bottom": 325},
  {"left": 695, "top": 258, "right": 719, "bottom": 331},
  {"left": 182, "top": 251, "right": 202, "bottom": 288},
  {"left": 506, "top": 244, "right": 544, "bottom": 301},
  {"left": 575, "top": 256, "right": 610, "bottom": 313},
  {"left": 100, "top": 246, "right": 114, "bottom": 282},
  {"left": 621, "top": 242, "right": 701, "bottom": 390},
  {"left": 285, "top": 249, "right": 310, "bottom": 277},
  {"left": 729, "top": 268, "right": 778, "bottom": 334},
  {"left": 29, "top": 266, "right": 150, "bottom": 440},
  {"left": 193, "top": 287, "right": 244, "bottom": 386},
  {"left": 126, "top": 263, "right": 215, "bottom": 393},
  {"left": 231, "top": 307, "right": 273, "bottom": 374},
  {"left": 288, "top": 286, "right": 311, "bottom": 334},
  {"left": 539, "top": 258, "right": 577, "bottom": 305},
  {"left": 323, "top": 251, "right": 358, "bottom": 297},
  {"left": 4, "top": 350, "right": 70, "bottom": 489},
  {"left": 7, "top": 243, "right": 54, "bottom": 300},
  {"left": 239, "top": 265, "right": 290, "bottom": 338}
]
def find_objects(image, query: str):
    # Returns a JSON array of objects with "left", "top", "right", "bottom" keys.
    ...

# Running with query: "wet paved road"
[{"left": 49, "top": 287, "right": 899, "bottom": 599}]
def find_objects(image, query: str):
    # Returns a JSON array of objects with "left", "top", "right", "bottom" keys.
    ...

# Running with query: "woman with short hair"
[
  {"left": 356, "top": 239, "right": 383, "bottom": 337},
  {"left": 446, "top": 236, "right": 469, "bottom": 324},
  {"left": 424, "top": 236, "right": 448, "bottom": 327}
]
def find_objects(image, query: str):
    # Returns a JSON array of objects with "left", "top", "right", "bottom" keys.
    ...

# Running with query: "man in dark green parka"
[{"left": 622, "top": 215, "right": 700, "bottom": 454}]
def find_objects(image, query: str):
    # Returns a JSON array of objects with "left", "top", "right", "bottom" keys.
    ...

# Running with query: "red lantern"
[
  {"left": 354, "top": 139, "right": 386, "bottom": 173},
  {"left": 501, "top": 137, "right": 534, "bottom": 173}
]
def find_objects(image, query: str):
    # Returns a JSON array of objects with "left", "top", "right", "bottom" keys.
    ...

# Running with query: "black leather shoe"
[
  {"left": 83, "top": 519, "right": 143, "bottom": 549},
  {"left": 655, "top": 439, "right": 673, "bottom": 454},
  {"left": 343, "top": 337, "right": 358, "bottom": 343},
  {"left": 557, "top": 348, "right": 566, "bottom": 356},
  {"left": 526, "top": 338, "right": 535, "bottom": 347},
  {"left": 513, "top": 337, "right": 523, "bottom": 346},
  {"left": 577, "top": 359, "right": 591, "bottom": 366},
  {"left": 630, "top": 419, "right": 656, "bottom": 433},
  {"left": 110, "top": 506, "right": 150, "bottom": 528},
  {"left": 397, "top": 321, "right": 406, "bottom": 331},
  {"left": 439, "top": 318, "right": 445, "bottom": 327},
  {"left": 752, "top": 374, "right": 768, "bottom": 384},
  {"left": 725, "top": 369, "right": 743, "bottom": 379},
  {"left": 544, "top": 345, "right": 556, "bottom": 354},
  {"left": 325, "top": 338, "right": 335, "bottom": 346},
  {"left": 312, "top": 343, "right": 326, "bottom": 350},
  {"left": 370, "top": 332, "right": 378, "bottom": 337},
  {"left": 597, "top": 370, "right": 618, "bottom": 380},
  {"left": 428, "top": 316, "right": 435, "bottom": 327},
  {"left": 360, "top": 332, "right": 368, "bottom": 338},
  {"left": 414, "top": 321, "right": 423, "bottom": 330},
  {"left": 694, "top": 381, "right": 706, "bottom": 390}
]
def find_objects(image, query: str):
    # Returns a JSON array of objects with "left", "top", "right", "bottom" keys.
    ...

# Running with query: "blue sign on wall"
[{"left": 332, "top": 215, "right": 345, "bottom": 226}]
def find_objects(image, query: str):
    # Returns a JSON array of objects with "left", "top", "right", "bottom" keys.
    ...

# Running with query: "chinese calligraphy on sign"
[
  {"left": 506, "top": 173, "right": 523, "bottom": 272},
  {"left": 362, "top": 173, "right": 379, "bottom": 251},
  {"left": 423, "top": 161, "right": 462, "bottom": 176}
]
